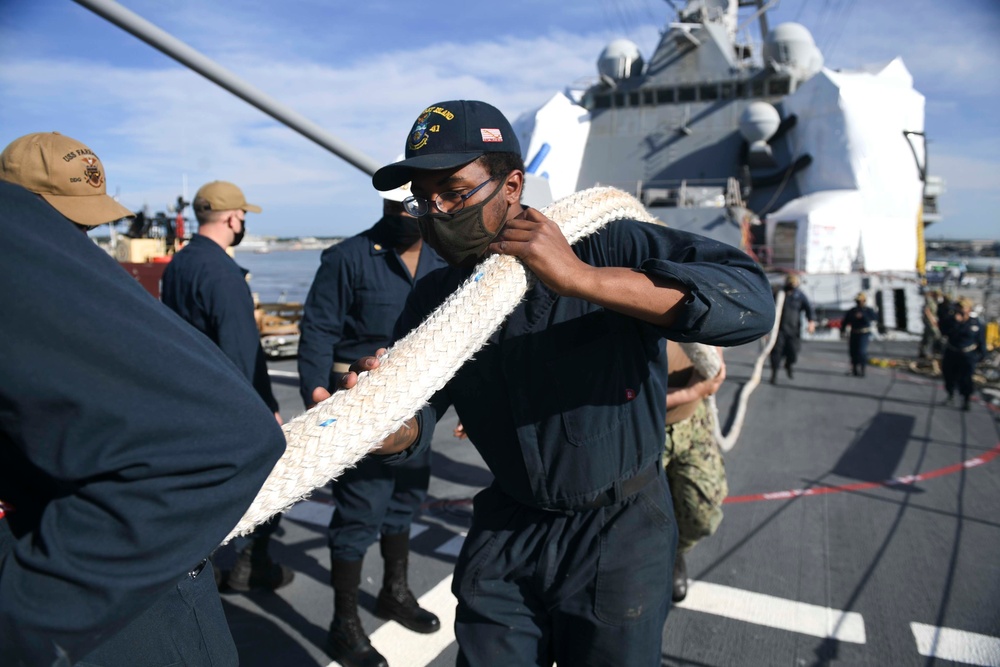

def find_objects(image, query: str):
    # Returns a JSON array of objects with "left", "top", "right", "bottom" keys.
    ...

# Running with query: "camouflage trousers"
[{"left": 663, "top": 399, "right": 728, "bottom": 554}]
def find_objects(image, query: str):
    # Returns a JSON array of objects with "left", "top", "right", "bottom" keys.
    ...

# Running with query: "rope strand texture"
[{"left": 224, "top": 187, "right": 658, "bottom": 542}]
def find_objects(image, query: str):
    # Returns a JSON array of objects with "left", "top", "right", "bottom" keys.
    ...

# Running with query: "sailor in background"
[
  {"left": 662, "top": 343, "right": 728, "bottom": 603},
  {"left": 298, "top": 184, "right": 446, "bottom": 667},
  {"left": 937, "top": 292, "right": 957, "bottom": 335},
  {"left": 351, "top": 99, "right": 775, "bottom": 667},
  {"left": 940, "top": 297, "right": 986, "bottom": 411},
  {"left": 161, "top": 181, "right": 294, "bottom": 592},
  {"left": 841, "top": 292, "right": 879, "bottom": 377},
  {"left": 770, "top": 274, "right": 816, "bottom": 384},
  {"left": 0, "top": 132, "right": 284, "bottom": 666},
  {"left": 918, "top": 289, "right": 942, "bottom": 362}
]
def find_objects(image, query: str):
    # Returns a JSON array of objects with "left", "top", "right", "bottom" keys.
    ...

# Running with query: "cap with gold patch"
[
  {"left": 193, "top": 181, "right": 262, "bottom": 214},
  {"left": 372, "top": 100, "right": 520, "bottom": 192},
  {"left": 0, "top": 131, "right": 133, "bottom": 226}
]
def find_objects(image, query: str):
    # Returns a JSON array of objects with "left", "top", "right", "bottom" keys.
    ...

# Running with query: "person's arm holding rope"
[
  {"left": 492, "top": 207, "right": 692, "bottom": 329},
  {"left": 667, "top": 349, "right": 726, "bottom": 408},
  {"left": 492, "top": 208, "right": 774, "bottom": 345}
]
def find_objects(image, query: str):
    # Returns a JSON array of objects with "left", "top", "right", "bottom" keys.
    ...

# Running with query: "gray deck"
[{"left": 219, "top": 336, "right": 1000, "bottom": 666}]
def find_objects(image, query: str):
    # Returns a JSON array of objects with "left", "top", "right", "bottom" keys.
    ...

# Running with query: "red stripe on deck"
[{"left": 723, "top": 442, "right": 1000, "bottom": 504}]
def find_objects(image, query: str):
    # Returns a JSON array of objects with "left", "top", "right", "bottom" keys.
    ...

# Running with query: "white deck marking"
[
  {"left": 911, "top": 623, "right": 1000, "bottom": 666},
  {"left": 326, "top": 575, "right": 457, "bottom": 667},
  {"left": 675, "top": 580, "right": 866, "bottom": 643}
]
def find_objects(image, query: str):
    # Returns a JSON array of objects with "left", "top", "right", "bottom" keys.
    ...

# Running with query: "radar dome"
[
  {"left": 597, "top": 39, "right": 644, "bottom": 82},
  {"left": 764, "top": 22, "right": 824, "bottom": 80},
  {"left": 739, "top": 102, "right": 781, "bottom": 169},
  {"left": 738, "top": 102, "right": 781, "bottom": 144}
]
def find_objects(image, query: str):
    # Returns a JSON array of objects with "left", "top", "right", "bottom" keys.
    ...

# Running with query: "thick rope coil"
[{"left": 224, "top": 187, "right": 658, "bottom": 543}]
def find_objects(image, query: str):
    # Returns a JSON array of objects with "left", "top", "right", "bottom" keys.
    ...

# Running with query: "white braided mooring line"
[
  {"left": 224, "top": 187, "right": 658, "bottom": 543},
  {"left": 708, "top": 288, "right": 784, "bottom": 453}
]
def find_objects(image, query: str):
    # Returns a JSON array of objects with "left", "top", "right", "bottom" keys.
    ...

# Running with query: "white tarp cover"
[
  {"left": 766, "top": 190, "right": 863, "bottom": 273},
  {"left": 514, "top": 92, "right": 590, "bottom": 201},
  {"left": 779, "top": 57, "right": 925, "bottom": 273}
]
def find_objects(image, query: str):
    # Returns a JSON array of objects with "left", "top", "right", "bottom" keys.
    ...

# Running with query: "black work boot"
[
  {"left": 672, "top": 553, "right": 688, "bottom": 603},
  {"left": 375, "top": 532, "right": 441, "bottom": 634},
  {"left": 226, "top": 537, "right": 294, "bottom": 592},
  {"left": 327, "top": 559, "right": 387, "bottom": 667},
  {"left": 770, "top": 368, "right": 778, "bottom": 385},
  {"left": 962, "top": 396, "right": 971, "bottom": 411},
  {"left": 785, "top": 363, "right": 794, "bottom": 379}
]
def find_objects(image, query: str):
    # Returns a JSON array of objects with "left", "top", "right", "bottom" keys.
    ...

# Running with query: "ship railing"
[
  {"left": 750, "top": 242, "right": 802, "bottom": 270},
  {"left": 726, "top": 176, "right": 745, "bottom": 208},
  {"left": 617, "top": 178, "right": 732, "bottom": 209}
]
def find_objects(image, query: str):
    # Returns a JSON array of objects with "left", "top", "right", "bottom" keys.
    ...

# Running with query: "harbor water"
[{"left": 236, "top": 248, "right": 324, "bottom": 304}]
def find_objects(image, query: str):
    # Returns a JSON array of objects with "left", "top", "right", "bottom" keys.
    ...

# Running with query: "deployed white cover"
[
  {"left": 514, "top": 91, "right": 590, "bottom": 201},
  {"left": 766, "top": 190, "right": 863, "bottom": 273},
  {"left": 779, "top": 57, "right": 925, "bottom": 273}
]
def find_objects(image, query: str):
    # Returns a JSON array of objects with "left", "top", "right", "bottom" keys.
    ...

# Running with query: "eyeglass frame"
[{"left": 401, "top": 176, "right": 497, "bottom": 218}]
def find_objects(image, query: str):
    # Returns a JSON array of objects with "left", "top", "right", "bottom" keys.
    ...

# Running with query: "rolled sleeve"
[{"left": 606, "top": 221, "right": 774, "bottom": 346}]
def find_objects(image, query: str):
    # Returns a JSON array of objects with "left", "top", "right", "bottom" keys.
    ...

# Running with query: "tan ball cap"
[
  {"left": 193, "top": 181, "right": 262, "bottom": 213},
  {"left": 0, "top": 132, "right": 133, "bottom": 226}
]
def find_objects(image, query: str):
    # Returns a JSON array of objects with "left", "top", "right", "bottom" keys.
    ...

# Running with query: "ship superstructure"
[{"left": 516, "top": 0, "right": 942, "bottom": 332}]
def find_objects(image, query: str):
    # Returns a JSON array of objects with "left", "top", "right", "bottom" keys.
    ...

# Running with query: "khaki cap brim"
[
  {"left": 193, "top": 181, "right": 262, "bottom": 214},
  {"left": 42, "top": 191, "right": 134, "bottom": 227}
]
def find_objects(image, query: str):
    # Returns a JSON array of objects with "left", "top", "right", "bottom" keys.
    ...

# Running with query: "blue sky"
[{"left": 2, "top": 0, "right": 998, "bottom": 239}]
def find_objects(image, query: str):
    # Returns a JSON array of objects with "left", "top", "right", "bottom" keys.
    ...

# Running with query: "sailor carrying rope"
[{"left": 225, "top": 187, "right": 783, "bottom": 543}]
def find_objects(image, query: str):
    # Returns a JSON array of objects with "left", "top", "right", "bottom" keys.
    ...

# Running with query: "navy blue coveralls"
[
  {"left": 937, "top": 298, "right": 956, "bottom": 331},
  {"left": 0, "top": 182, "right": 284, "bottom": 666},
  {"left": 161, "top": 233, "right": 284, "bottom": 543},
  {"left": 386, "top": 219, "right": 774, "bottom": 667},
  {"left": 161, "top": 234, "right": 280, "bottom": 414},
  {"left": 940, "top": 314, "right": 987, "bottom": 402},
  {"left": 771, "top": 286, "right": 815, "bottom": 374},
  {"left": 298, "top": 217, "right": 446, "bottom": 560},
  {"left": 842, "top": 305, "right": 878, "bottom": 375}
]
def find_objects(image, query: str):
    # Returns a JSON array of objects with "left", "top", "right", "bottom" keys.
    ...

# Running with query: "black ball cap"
[{"left": 373, "top": 100, "right": 521, "bottom": 191}]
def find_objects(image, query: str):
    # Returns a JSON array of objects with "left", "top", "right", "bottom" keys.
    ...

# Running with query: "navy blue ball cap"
[{"left": 373, "top": 100, "right": 521, "bottom": 191}]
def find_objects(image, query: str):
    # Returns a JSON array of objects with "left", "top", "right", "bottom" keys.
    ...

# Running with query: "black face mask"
[
  {"left": 380, "top": 213, "right": 422, "bottom": 246},
  {"left": 231, "top": 217, "right": 246, "bottom": 247},
  {"left": 418, "top": 178, "right": 506, "bottom": 268}
]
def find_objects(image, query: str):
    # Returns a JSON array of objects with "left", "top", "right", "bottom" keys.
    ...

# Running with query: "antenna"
[{"left": 73, "top": 0, "right": 382, "bottom": 176}]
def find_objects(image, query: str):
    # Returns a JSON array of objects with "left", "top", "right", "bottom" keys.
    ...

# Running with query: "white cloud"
[
  {"left": 2, "top": 0, "right": 996, "bottom": 239},
  {"left": 1, "top": 20, "right": 642, "bottom": 235}
]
